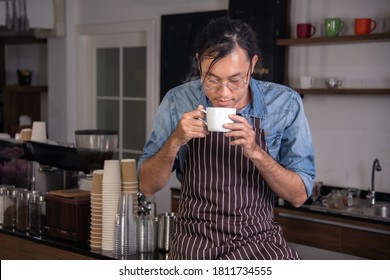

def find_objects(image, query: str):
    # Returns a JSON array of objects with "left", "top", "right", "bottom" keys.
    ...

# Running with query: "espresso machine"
[
  {"left": 0, "top": 131, "right": 118, "bottom": 243},
  {"left": 24, "top": 141, "right": 89, "bottom": 192},
  {"left": 0, "top": 138, "right": 89, "bottom": 192}
]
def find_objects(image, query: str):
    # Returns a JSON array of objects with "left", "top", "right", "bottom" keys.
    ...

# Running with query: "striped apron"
[{"left": 169, "top": 117, "right": 300, "bottom": 260}]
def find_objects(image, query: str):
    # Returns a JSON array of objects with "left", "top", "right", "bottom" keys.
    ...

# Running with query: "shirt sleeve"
[
  {"left": 137, "top": 93, "right": 176, "bottom": 175},
  {"left": 278, "top": 93, "right": 316, "bottom": 197}
]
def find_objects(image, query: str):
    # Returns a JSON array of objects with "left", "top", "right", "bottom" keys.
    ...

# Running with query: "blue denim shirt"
[{"left": 138, "top": 78, "right": 316, "bottom": 196}]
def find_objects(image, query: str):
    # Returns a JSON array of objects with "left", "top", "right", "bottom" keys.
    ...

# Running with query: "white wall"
[
  {"left": 44, "top": 0, "right": 389, "bottom": 212},
  {"left": 288, "top": 0, "right": 390, "bottom": 193}
]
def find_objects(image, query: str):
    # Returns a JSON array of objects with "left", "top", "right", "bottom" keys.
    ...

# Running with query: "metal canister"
[
  {"left": 136, "top": 213, "right": 155, "bottom": 253},
  {"left": 157, "top": 212, "right": 176, "bottom": 252}
]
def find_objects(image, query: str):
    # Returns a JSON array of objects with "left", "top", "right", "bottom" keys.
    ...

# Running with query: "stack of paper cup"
[
  {"left": 31, "top": 121, "right": 47, "bottom": 142},
  {"left": 90, "top": 170, "right": 104, "bottom": 251},
  {"left": 102, "top": 160, "right": 122, "bottom": 251},
  {"left": 121, "top": 159, "right": 139, "bottom": 213}
]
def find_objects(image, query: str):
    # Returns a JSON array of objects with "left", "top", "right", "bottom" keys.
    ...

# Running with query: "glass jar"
[
  {"left": 0, "top": 185, "right": 9, "bottom": 225},
  {"left": 3, "top": 188, "right": 20, "bottom": 229},
  {"left": 29, "top": 193, "right": 46, "bottom": 237},
  {"left": 322, "top": 190, "right": 343, "bottom": 209},
  {"left": 16, "top": 190, "right": 31, "bottom": 232}
]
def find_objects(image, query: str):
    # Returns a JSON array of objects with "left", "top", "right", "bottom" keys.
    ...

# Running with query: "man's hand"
[
  {"left": 170, "top": 105, "right": 209, "bottom": 147},
  {"left": 224, "top": 114, "right": 261, "bottom": 160}
]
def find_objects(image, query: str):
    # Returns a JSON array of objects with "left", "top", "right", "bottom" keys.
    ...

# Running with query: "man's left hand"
[{"left": 224, "top": 114, "right": 261, "bottom": 160}]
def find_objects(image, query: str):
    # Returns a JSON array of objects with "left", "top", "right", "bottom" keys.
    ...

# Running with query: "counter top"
[
  {"left": 277, "top": 184, "right": 390, "bottom": 225},
  {"left": 0, "top": 226, "right": 168, "bottom": 260},
  {"left": 277, "top": 201, "right": 390, "bottom": 225},
  {"left": 300, "top": 202, "right": 390, "bottom": 224}
]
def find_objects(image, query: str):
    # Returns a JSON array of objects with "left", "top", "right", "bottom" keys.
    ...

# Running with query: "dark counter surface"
[{"left": 0, "top": 226, "right": 168, "bottom": 260}]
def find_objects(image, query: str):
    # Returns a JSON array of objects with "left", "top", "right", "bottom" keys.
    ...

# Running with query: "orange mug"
[{"left": 355, "top": 18, "right": 376, "bottom": 35}]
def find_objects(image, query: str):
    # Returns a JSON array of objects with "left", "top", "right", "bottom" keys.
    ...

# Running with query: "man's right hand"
[
  {"left": 139, "top": 105, "right": 208, "bottom": 195},
  {"left": 170, "top": 105, "right": 209, "bottom": 147}
]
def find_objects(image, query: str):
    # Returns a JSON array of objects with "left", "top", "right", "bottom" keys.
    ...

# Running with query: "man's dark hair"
[{"left": 195, "top": 16, "right": 260, "bottom": 75}]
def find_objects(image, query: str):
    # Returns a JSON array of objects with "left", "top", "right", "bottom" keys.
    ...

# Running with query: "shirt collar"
[{"left": 237, "top": 78, "right": 266, "bottom": 119}]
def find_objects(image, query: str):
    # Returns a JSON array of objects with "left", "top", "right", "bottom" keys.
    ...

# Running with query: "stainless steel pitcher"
[{"left": 157, "top": 212, "right": 176, "bottom": 252}]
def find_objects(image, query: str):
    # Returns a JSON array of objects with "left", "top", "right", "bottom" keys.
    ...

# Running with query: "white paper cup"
[
  {"left": 201, "top": 107, "right": 236, "bottom": 132},
  {"left": 103, "top": 160, "right": 121, "bottom": 183},
  {"left": 31, "top": 121, "right": 47, "bottom": 142}
]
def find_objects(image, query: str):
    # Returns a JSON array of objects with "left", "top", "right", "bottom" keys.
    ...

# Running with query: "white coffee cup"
[
  {"left": 31, "top": 121, "right": 47, "bottom": 142},
  {"left": 299, "top": 76, "right": 314, "bottom": 89},
  {"left": 201, "top": 107, "right": 236, "bottom": 132}
]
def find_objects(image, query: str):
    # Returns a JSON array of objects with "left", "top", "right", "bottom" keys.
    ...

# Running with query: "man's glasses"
[{"left": 203, "top": 66, "right": 251, "bottom": 91}]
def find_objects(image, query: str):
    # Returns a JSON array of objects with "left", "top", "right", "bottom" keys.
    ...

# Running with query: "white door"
[{"left": 88, "top": 32, "right": 147, "bottom": 160}]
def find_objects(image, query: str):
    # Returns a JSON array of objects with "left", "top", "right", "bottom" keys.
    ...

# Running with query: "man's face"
[{"left": 199, "top": 47, "right": 257, "bottom": 109}]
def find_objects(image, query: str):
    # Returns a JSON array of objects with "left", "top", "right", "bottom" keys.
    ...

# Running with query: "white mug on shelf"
[{"left": 299, "top": 76, "right": 314, "bottom": 89}]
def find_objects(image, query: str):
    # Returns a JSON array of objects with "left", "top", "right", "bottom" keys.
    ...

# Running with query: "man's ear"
[
  {"left": 251, "top": 55, "right": 259, "bottom": 72},
  {"left": 195, "top": 53, "right": 202, "bottom": 74}
]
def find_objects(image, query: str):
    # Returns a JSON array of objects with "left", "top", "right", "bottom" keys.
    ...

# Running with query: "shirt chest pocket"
[{"left": 265, "top": 132, "right": 282, "bottom": 161}]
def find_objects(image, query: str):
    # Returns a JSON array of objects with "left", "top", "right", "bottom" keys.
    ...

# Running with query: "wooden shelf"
[
  {"left": 3, "top": 85, "right": 48, "bottom": 93},
  {"left": 293, "top": 88, "right": 390, "bottom": 95},
  {"left": 277, "top": 32, "right": 390, "bottom": 46},
  {"left": 0, "top": 31, "right": 47, "bottom": 45}
]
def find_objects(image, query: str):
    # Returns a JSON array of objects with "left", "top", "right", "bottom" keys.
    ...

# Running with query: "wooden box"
[{"left": 44, "top": 190, "right": 90, "bottom": 243}]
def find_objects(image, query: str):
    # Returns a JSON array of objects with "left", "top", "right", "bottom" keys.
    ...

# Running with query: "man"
[{"left": 138, "top": 17, "right": 316, "bottom": 259}]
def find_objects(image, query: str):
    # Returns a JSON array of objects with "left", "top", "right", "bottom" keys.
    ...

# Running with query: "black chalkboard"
[
  {"left": 160, "top": 10, "right": 228, "bottom": 102},
  {"left": 229, "top": 0, "right": 288, "bottom": 84}
]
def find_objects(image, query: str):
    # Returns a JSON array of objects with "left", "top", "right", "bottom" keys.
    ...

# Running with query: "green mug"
[{"left": 325, "top": 18, "right": 344, "bottom": 37}]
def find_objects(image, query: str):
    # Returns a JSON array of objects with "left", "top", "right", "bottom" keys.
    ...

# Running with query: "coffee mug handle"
[
  {"left": 311, "top": 25, "right": 316, "bottom": 36},
  {"left": 370, "top": 19, "right": 377, "bottom": 32},
  {"left": 200, "top": 109, "right": 207, "bottom": 126},
  {"left": 338, "top": 20, "right": 344, "bottom": 32}
]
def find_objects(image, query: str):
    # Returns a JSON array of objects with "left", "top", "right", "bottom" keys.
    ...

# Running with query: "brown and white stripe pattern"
[{"left": 169, "top": 117, "right": 300, "bottom": 260}]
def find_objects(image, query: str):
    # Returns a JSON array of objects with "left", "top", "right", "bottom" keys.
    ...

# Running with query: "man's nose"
[{"left": 218, "top": 83, "right": 231, "bottom": 96}]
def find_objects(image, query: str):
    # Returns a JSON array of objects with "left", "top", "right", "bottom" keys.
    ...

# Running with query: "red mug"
[
  {"left": 355, "top": 18, "right": 376, "bottom": 35},
  {"left": 297, "top": 23, "right": 316, "bottom": 38}
]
